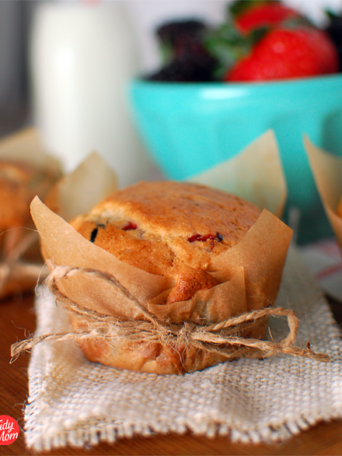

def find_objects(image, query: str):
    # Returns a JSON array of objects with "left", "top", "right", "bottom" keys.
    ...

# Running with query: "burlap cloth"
[{"left": 24, "top": 247, "right": 342, "bottom": 451}]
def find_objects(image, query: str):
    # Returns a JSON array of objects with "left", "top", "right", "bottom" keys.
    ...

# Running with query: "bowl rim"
[{"left": 131, "top": 73, "right": 342, "bottom": 92}]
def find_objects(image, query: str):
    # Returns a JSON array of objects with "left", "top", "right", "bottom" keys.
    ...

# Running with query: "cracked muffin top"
[{"left": 70, "top": 181, "right": 261, "bottom": 303}]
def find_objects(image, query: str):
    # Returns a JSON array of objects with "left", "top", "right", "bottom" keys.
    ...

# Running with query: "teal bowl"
[{"left": 130, "top": 74, "right": 342, "bottom": 244}]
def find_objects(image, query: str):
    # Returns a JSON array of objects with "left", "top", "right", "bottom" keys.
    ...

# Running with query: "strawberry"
[
  {"left": 231, "top": 1, "right": 300, "bottom": 34},
  {"left": 225, "top": 26, "right": 339, "bottom": 82}
]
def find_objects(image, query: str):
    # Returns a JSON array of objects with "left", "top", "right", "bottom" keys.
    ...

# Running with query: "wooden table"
[{"left": 2, "top": 293, "right": 342, "bottom": 456}]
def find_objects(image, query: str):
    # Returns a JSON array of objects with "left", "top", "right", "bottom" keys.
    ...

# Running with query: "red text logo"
[{"left": 0, "top": 416, "right": 19, "bottom": 445}]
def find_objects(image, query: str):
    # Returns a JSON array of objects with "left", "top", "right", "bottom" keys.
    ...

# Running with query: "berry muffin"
[
  {"left": 68, "top": 181, "right": 269, "bottom": 374},
  {"left": 71, "top": 181, "right": 261, "bottom": 304}
]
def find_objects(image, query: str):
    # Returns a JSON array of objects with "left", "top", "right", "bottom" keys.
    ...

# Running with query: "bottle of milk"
[{"left": 30, "top": 1, "right": 151, "bottom": 187}]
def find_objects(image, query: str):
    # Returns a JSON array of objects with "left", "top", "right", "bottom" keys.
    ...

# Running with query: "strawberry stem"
[
  {"left": 204, "top": 24, "right": 269, "bottom": 79},
  {"left": 229, "top": 0, "right": 272, "bottom": 20}
]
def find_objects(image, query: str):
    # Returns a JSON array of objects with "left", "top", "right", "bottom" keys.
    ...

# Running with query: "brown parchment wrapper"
[
  {"left": 305, "top": 137, "right": 342, "bottom": 250},
  {"left": 188, "top": 130, "right": 286, "bottom": 218},
  {"left": 36, "top": 151, "right": 118, "bottom": 298},
  {"left": 31, "top": 197, "right": 292, "bottom": 325},
  {"left": 44, "top": 151, "right": 118, "bottom": 222}
]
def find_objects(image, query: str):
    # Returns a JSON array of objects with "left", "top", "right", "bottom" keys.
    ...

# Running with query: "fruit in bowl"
[
  {"left": 225, "top": 25, "right": 338, "bottom": 82},
  {"left": 146, "top": 0, "right": 339, "bottom": 83}
]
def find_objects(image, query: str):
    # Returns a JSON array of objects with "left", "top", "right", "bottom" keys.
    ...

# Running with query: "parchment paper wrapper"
[
  {"left": 188, "top": 130, "right": 286, "bottom": 218},
  {"left": 36, "top": 151, "right": 118, "bottom": 293},
  {"left": 45, "top": 129, "right": 285, "bottom": 224},
  {"left": 44, "top": 151, "right": 118, "bottom": 222},
  {"left": 305, "top": 137, "right": 342, "bottom": 250},
  {"left": 32, "top": 198, "right": 292, "bottom": 322}
]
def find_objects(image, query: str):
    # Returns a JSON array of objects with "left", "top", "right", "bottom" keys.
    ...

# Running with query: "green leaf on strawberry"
[
  {"left": 229, "top": 0, "right": 270, "bottom": 21},
  {"left": 230, "top": 0, "right": 300, "bottom": 34},
  {"left": 204, "top": 23, "right": 269, "bottom": 79}
]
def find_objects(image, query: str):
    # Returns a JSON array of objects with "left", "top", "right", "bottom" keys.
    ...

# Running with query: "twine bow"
[{"left": 11, "top": 264, "right": 330, "bottom": 364}]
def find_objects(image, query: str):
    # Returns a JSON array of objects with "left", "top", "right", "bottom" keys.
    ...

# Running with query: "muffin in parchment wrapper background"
[
  {"left": 305, "top": 138, "right": 342, "bottom": 252},
  {"left": 0, "top": 128, "right": 62, "bottom": 299},
  {"left": 31, "top": 130, "right": 293, "bottom": 375}
]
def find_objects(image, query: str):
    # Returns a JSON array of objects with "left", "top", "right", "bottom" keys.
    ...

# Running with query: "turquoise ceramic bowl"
[{"left": 130, "top": 75, "right": 342, "bottom": 244}]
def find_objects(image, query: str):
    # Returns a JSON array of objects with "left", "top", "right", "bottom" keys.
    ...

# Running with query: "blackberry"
[
  {"left": 325, "top": 13, "right": 342, "bottom": 71},
  {"left": 147, "top": 54, "right": 216, "bottom": 82},
  {"left": 146, "top": 19, "right": 217, "bottom": 82},
  {"left": 157, "top": 20, "right": 207, "bottom": 50}
]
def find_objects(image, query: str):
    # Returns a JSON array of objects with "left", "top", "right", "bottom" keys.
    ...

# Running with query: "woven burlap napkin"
[{"left": 24, "top": 247, "right": 342, "bottom": 452}]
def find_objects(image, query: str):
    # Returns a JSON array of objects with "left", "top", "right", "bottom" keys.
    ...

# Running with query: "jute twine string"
[{"left": 11, "top": 263, "right": 330, "bottom": 364}]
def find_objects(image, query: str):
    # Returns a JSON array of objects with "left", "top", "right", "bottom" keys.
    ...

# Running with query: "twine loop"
[{"left": 10, "top": 264, "right": 330, "bottom": 364}]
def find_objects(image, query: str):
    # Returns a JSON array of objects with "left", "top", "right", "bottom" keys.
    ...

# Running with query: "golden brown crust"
[{"left": 71, "top": 181, "right": 261, "bottom": 304}]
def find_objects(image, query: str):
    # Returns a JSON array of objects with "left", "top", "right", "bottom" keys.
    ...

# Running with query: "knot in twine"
[{"left": 11, "top": 263, "right": 330, "bottom": 364}]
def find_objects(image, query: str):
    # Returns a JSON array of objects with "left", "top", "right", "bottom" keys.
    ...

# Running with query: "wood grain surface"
[{"left": 1, "top": 293, "right": 342, "bottom": 456}]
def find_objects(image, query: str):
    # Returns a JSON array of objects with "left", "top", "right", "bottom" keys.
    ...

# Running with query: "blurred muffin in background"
[{"left": 0, "top": 129, "right": 62, "bottom": 299}]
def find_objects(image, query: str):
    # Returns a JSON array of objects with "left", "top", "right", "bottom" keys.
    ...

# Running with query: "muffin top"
[{"left": 70, "top": 181, "right": 261, "bottom": 303}]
